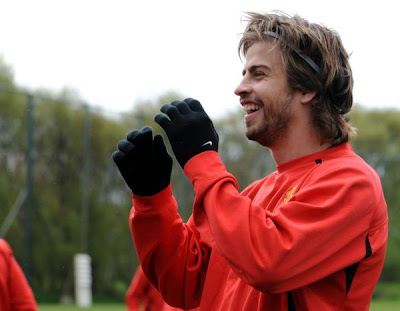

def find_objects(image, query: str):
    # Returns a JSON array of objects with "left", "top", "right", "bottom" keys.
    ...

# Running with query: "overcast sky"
[{"left": 1, "top": 0, "right": 399, "bottom": 118}]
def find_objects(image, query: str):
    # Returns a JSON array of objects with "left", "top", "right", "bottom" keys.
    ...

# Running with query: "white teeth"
[{"left": 243, "top": 104, "right": 261, "bottom": 113}]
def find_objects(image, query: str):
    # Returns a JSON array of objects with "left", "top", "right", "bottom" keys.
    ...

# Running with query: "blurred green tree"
[{"left": 351, "top": 106, "right": 400, "bottom": 282}]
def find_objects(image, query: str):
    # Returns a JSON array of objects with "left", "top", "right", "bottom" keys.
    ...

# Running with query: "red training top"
[
  {"left": 0, "top": 239, "right": 38, "bottom": 311},
  {"left": 130, "top": 143, "right": 388, "bottom": 311}
]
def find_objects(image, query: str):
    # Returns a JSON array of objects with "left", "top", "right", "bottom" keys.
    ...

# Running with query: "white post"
[{"left": 74, "top": 253, "right": 92, "bottom": 307}]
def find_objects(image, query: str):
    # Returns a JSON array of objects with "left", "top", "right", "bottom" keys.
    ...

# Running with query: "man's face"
[{"left": 234, "top": 41, "right": 295, "bottom": 147}]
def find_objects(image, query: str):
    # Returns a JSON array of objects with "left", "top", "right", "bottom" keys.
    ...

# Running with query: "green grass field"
[
  {"left": 38, "top": 300, "right": 400, "bottom": 311},
  {"left": 38, "top": 303, "right": 126, "bottom": 311},
  {"left": 369, "top": 300, "right": 400, "bottom": 311}
]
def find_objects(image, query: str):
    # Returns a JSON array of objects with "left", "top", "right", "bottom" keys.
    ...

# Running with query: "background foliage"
[{"left": 0, "top": 58, "right": 399, "bottom": 302}]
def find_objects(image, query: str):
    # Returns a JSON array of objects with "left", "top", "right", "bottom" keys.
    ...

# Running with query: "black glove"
[
  {"left": 154, "top": 98, "right": 219, "bottom": 168},
  {"left": 112, "top": 126, "right": 172, "bottom": 196}
]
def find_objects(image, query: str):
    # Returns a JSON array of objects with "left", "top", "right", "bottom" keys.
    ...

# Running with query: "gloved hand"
[
  {"left": 112, "top": 126, "right": 172, "bottom": 196},
  {"left": 154, "top": 98, "right": 219, "bottom": 168}
]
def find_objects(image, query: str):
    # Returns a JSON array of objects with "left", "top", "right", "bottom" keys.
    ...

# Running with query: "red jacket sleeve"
[
  {"left": 184, "top": 151, "right": 388, "bottom": 293},
  {"left": 129, "top": 185, "right": 210, "bottom": 309},
  {"left": 0, "top": 239, "right": 38, "bottom": 311}
]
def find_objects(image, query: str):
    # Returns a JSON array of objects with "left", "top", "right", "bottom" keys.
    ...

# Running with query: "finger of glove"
[
  {"left": 160, "top": 103, "right": 180, "bottom": 120},
  {"left": 154, "top": 114, "right": 171, "bottom": 132},
  {"left": 117, "top": 140, "right": 135, "bottom": 155},
  {"left": 112, "top": 150, "right": 127, "bottom": 163},
  {"left": 126, "top": 129, "right": 140, "bottom": 143},
  {"left": 153, "top": 134, "right": 169, "bottom": 157},
  {"left": 132, "top": 127, "right": 154, "bottom": 153},
  {"left": 171, "top": 100, "right": 191, "bottom": 114},
  {"left": 184, "top": 98, "right": 205, "bottom": 113},
  {"left": 154, "top": 134, "right": 172, "bottom": 185}
]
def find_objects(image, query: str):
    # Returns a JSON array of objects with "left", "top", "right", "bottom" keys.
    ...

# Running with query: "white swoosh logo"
[{"left": 201, "top": 141, "right": 213, "bottom": 147}]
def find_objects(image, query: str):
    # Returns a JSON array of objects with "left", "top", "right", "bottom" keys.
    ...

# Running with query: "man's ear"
[{"left": 300, "top": 91, "right": 317, "bottom": 105}]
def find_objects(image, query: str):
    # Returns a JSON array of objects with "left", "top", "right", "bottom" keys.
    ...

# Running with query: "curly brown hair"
[{"left": 238, "top": 11, "right": 356, "bottom": 145}]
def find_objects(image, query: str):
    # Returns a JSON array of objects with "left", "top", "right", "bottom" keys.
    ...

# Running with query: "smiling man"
[
  {"left": 113, "top": 11, "right": 388, "bottom": 311},
  {"left": 235, "top": 40, "right": 329, "bottom": 162}
]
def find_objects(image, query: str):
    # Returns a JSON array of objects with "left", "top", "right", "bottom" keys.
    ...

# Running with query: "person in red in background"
[
  {"left": 126, "top": 266, "right": 198, "bottom": 311},
  {"left": 113, "top": 11, "right": 388, "bottom": 311},
  {"left": 0, "top": 238, "right": 38, "bottom": 311},
  {"left": 126, "top": 265, "right": 164, "bottom": 311}
]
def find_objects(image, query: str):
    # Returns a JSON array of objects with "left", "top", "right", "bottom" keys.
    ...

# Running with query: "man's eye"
[{"left": 254, "top": 71, "right": 265, "bottom": 77}]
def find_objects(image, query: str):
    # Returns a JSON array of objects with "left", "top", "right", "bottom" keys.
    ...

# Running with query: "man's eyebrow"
[{"left": 242, "top": 65, "right": 271, "bottom": 76}]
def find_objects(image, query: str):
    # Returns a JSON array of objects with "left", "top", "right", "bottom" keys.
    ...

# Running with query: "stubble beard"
[{"left": 246, "top": 94, "right": 293, "bottom": 148}]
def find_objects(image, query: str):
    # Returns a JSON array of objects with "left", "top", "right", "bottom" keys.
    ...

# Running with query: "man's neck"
[
  {"left": 270, "top": 141, "right": 332, "bottom": 165},
  {"left": 265, "top": 94, "right": 333, "bottom": 165},
  {"left": 269, "top": 126, "right": 332, "bottom": 165}
]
